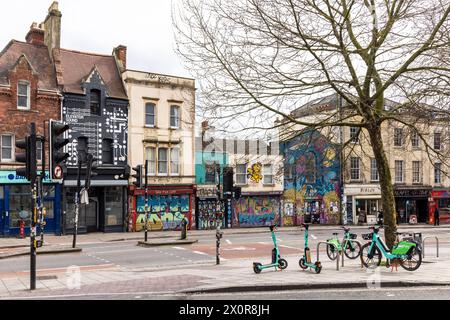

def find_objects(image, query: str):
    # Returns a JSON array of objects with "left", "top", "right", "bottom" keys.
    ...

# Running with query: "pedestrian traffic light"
[
  {"left": 85, "top": 154, "right": 98, "bottom": 189},
  {"left": 132, "top": 165, "right": 142, "bottom": 188},
  {"left": 15, "top": 124, "right": 37, "bottom": 182},
  {"left": 223, "top": 166, "right": 234, "bottom": 198},
  {"left": 49, "top": 120, "right": 70, "bottom": 180}
]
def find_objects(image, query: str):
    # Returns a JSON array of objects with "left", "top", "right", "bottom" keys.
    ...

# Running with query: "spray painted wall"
[
  {"left": 233, "top": 195, "right": 281, "bottom": 227},
  {"left": 283, "top": 130, "right": 341, "bottom": 225}
]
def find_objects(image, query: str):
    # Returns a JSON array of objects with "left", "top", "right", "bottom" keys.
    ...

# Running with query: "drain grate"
[{"left": 36, "top": 275, "right": 58, "bottom": 281}]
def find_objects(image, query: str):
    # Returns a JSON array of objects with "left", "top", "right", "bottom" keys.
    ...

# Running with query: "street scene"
[{"left": 0, "top": 0, "right": 449, "bottom": 306}]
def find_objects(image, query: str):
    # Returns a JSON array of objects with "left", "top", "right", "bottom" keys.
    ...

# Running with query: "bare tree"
[{"left": 173, "top": 0, "right": 450, "bottom": 247}]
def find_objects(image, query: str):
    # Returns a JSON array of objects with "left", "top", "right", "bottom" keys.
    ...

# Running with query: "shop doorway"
[
  {"left": 84, "top": 197, "right": 99, "bottom": 233},
  {"left": 417, "top": 200, "right": 428, "bottom": 223}
]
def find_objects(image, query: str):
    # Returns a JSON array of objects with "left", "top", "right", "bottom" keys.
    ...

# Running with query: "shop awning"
[{"left": 63, "top": 180, "right": 129, "bottom": 187}]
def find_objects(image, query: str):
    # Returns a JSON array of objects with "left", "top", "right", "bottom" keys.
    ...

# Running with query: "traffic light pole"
[
  {"left": 29, "top": 123, "right": 37, "bottom": 291},
  {"left": 144, "top": 161, "right": 149, "bottom": 242},
  {"left": 72, "top": 158, "right": 82, "bottom": 249}
]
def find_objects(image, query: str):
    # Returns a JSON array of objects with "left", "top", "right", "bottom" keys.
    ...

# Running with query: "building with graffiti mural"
[{"left": 281, "top": 130, "right": 342, "bottom": 225}]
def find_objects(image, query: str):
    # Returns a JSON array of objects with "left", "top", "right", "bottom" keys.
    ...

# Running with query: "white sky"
[{"left": 0, "top": 0, "right": 191, "bottom": 78}]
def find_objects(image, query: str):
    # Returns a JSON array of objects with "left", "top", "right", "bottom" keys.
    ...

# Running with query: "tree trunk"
[{"left": 367, "top": 122, "right": 397, "bottom": 248}]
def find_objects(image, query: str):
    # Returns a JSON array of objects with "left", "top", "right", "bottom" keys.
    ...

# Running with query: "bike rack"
[
  {"left": 422, "top": 236, "right": 439, "bottom": 259},
  {"left": 316, "top": 241, "right": 340, "bottom": 271},
  {"left": 339, "top": 239, "right": 364, "bottom": 268}
]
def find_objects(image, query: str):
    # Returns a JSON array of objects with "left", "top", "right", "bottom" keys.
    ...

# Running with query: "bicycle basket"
[
  {"left": 350, "top": 233, "right": 358, "bottom": 239},
  {"left": 362, "top": 233, "right": 373, "bottom": 240}
]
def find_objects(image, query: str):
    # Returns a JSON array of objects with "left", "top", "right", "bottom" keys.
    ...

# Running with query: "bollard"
[
  {"left": 216, "top": 226, "right": 223, "bottom": 265},
  {"left": 180, "top": 218, "right": 188, "bottom": 240}
]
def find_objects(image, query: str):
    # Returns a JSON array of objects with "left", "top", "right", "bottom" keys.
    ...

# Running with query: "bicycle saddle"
[
  {"left": 332, "top": 232, "right": 339, "bottom": 236},
  {"left": 341, "top": 227, "right": 350, "bottom": 232}
]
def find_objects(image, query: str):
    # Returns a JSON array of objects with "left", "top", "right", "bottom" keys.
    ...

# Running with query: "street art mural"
[
  {"left": 197, "top": 200, "right": 226, "bottom": 230},
  {"left": 282, "top": 130, "right": 341, "bottom": 225},
  {"left": 233, "top": 196, "right": 281, "bottom": 227},
  {"left": 135, "top": 195, "right": 190, "bottom": 231},
  {"left": 247, "top": 163, "right": 263, "bottom": 183}
]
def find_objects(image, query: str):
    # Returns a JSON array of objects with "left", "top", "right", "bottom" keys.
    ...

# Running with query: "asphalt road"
[{"left": 1, "top": 227, "right": 448, "bottom": 275}]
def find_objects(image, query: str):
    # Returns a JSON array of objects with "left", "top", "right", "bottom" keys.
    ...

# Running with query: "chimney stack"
[
  {"left": 25, "top": 22, "right": 45, "bottom": 45},
  {"left": 113, "top": 45, "right": 127, "bottom": 72},
  {"left": 43, "top": 1, "right": 62, "bottom": 59}
]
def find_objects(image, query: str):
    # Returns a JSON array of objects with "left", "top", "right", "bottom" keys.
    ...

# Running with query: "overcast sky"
[{"left": 0, "top": 0, "right": 191, "bottom": 78}]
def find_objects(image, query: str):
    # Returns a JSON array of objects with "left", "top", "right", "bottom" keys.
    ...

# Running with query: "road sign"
[{"left": 54, "top": 165, "right": 63, "bottom": 180}]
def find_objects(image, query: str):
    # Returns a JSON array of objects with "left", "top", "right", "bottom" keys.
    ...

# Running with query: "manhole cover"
[{"left": 36, "top": 275, "right": 58, "bottom": 280}]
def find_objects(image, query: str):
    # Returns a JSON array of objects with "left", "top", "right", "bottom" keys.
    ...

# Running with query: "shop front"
[
  {"left": 429, "top": 189, "right": 450, "bottom": 224},
  {"left": 343, "top": 185, "right": 382, "bottom": 225},
  {"left": 394, "top": 187, "right": 430, "bottom": 224},
  {"left": 232, "top": 192, "right": 282, "bottom": 228},
  {"left": 0, "top": 171, "right": 62, "bottom": 237},
  {"left": 195, "top": 185, "right": 226, "bottom": 230},
  {"left": 129, "top": 185, "right": 195, "bottom": 231}
]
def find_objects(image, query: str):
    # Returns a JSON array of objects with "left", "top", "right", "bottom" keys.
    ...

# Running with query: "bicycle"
[
  {"left": 326, "top": 227, "right": 362, "bottom": 261},
  {"left": 360, "top": 226, "right": 422, "bottom": 271}
]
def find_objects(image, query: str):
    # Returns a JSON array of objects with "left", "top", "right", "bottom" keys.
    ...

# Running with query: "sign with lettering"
[
  {"left": 394, "top": 189, "right": 430, "bottom": 198},
  {"left": 196, "top": 186, "right": 218, "bottom": 199},
  {"left": 0, "top": 171, "right": 55, "bottom": 184}
]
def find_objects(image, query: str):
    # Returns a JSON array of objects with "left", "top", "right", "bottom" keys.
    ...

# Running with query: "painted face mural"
[{"left": 135, "top": 195, "right": 190, "bottom": 231}]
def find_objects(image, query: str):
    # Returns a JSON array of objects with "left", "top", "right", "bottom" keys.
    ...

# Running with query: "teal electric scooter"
[
  {"left": 253, "top": 225, "right": 288, "bottom": 274},
  {"left": 299, "top": 223, "right": 322, "bottom": 273}
]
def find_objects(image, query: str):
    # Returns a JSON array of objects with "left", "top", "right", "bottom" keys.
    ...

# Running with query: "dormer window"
[
  {"left": 17, "top": 81, "right": 30, "bottom": 110},
  {"left": 90, "top": 89, "right": 101, "bottom": 116}
]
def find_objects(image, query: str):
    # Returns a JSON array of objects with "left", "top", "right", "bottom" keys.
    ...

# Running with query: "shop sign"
[
  {"left": 197, "top": 186, "right": 218, "bottom": 199},
  {"left": 344, "top": 185, "right": 381, "bottom": 195},
  {"left": 394, "top": 189, "right": 430, "bottom": 198},
  {"left": 0, "top": 171, "right": 55, "bottom": 184}
]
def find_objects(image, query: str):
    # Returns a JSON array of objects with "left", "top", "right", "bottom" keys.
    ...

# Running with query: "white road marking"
[
  {"left": 223, "top": 247, "right": 256, "bottom": 251},
  {"left": 225, "top": 239, "right": 232, "bottom": 245},
  {"left": 172, "top": 247, "right": 186, "bottom": 251},
  {"left": 311, "top": 234, "right": 317, "bottom": 240},
  {"left": 278, "top": 238, "right": 284, "bottom": 242},
  {"left": 193, "top": 251, "right": 209, "bottom": 256},
  {"left": 258, "top": 242, "right": 269, "bottom": 245},
  {"left": 279, "top": 244, "right": 299, "bottom": 250}
]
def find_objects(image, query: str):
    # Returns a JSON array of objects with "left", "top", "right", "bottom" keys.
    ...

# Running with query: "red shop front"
[
  {"left": 429, "top": 189, "right": 450, "bottom": 224},
  {"left": 128, "top": 185, "right": 195, "bottom": 232}
]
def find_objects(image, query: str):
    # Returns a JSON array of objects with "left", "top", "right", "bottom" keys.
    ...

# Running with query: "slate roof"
[
  {"left": 0, "top": 40, "right": 58, "bottom": 90},
  {"left": 55, "top": 48, "right": 127, "bottom": 100}
]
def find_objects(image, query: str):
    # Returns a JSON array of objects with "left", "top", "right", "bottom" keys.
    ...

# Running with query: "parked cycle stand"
[
  {"left": 316, "top": 241, "right": 340, "bottom": 271},
  {"left": 422, "top": 236, "right": 439, "bottom": 259},
  {"left": 339, "top": 239, "right": 364, "bottom": 268}
]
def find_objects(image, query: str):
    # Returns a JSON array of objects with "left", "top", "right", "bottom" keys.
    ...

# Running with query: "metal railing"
[
  {"left": 316, "top": 241, "right": 340, "bottom": 271},
  {"left": 422, "top": 236, "right": 439, "bottom": 259}
]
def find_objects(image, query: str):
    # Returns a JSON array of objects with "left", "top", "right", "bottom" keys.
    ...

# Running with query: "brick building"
[{"left": 0, "top": 16, "right": 62, "bottom": 236}]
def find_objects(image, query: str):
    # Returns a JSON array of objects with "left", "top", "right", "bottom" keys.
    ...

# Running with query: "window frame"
[
  {"left": 90, "top": 89, "right": 101, "bottom": 116},
  {"left": 17, "top": 81, "right": 30, "bottom": 110},
  {"left": 350, "top": 127, "right": 360, "bottom": 143},
  {"left": 236, "top": 163, "right": 248, "bottom": 185},
  {"left": 170, "top": 105, "right": 180, "bottom": 129},
  {"left": 102, "top": 139, "right": 114, "bottom": 165},
  {"left": 263, "top": 164, "right": 274, "bottom": 185},
  {"left": 157, "top": 148, "right": 169, "bottom": 176},
  {"left": 145, "top": 102, "right": 156, "bottom": 128},
  {"left": 395, "top": 160, "right": 404, "bottom": 183},
  {"left": 394, "top": 128, "right": 403, "bottom": 147},
  {"left": 370, "top": 158, "right": 379, "bottom": 182},
  {"left": 434, "top": 163, "right": 442, "bottom": 184},
  {"left": 1, "top": 134, "right": 14, "bottom": 162},
  {"left": 145, "top": 147, "right": 157, "bottom": 176},
  {"left": 170, "top": 148, "right": 180, "bottom": 176},
  {"left": 434, "top": 132, "right": 442, "bottom": 151},
  {"left": 411, "top": 130, "right": 420, "bottom": 148},
  {"left": 350, "top": 157, "right": 360, "bottom": 181},
  {"left": 412, "top": 161, "right": 422, "bottom": 184}
]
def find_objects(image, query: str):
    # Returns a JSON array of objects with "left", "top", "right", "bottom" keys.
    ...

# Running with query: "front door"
[
  {"left": 85, "top": 198, "right": 99, "bottom": 233},
  {"left": 0, "top": 198, "right": 4, "bottom": 235}
]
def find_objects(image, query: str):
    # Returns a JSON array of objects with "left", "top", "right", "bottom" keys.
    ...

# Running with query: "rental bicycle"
[
  {"left": 360, "top": 226, "right": 422, "bottom": 271},
  {"left": 326, "top": 227, "right": 362, "bottom": 261}
]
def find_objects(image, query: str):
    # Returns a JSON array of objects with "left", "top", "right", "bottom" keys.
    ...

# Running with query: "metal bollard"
[
  {"left": 216, "top": 227, "right": 223, "bottom": 265},
  {"left": 422, "top": 236, "right": 439, "bottom": 259},
  {"left": 180, "top": 218, "right": 188, "bottom": 240}
]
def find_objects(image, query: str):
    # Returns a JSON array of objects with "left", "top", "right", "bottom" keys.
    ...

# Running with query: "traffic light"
[
  {"left": 15, "top": 124, "right": 37, "bottom": 182},
  {"left": 132, "top": 165, "right": 142, "bottom": 188},
  {"left": 223, "top": 166, "right": 234, "bottom": 198},
  {"left": 49, "top": 120, "right": 70, "bottom": 179},
  {"left": 85, "top": 154, "right": 98, "bottom": 189}
]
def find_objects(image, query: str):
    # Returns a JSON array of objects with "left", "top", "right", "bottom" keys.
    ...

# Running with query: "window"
[
  {"left": 205, "top": 163, "right": 217, "bottom": 184},
  {"left": 350, "top": 157, "right": 360, "bottom": 181},
  {"left": 104, "top": 187, "right": 123, "bottom": 226},
  {"left": 9, "top": 185, "right": 32, "bottom": 228},
  {"left": 394, "top": 128, "right": 403, "bottom": 147},
  {"left": 370, "top": 158, "right": 379, "bottom": 181},
  {"left": 90, "top": 89, "right": 101, "bottom": 116},
  {"left": 1, "top": 135, "right": 13, "bottom": 162},
  {"left": 17, "top": 81, "right": 30, "bottom": 109},
  {"left": 305, "top": 153, "right": 316, "bottom": 183},
  {"left": 145, "top": 103, "right": 156, "bottom": 127},
  {"left": 435, "top": 163, "right": 442, "bottom": 184},
  {"left": 170, "top": 105, "right": 180, "bottom": 128},
  {"left": 395, "top": 160, "right": 404, "bottom": 183},
  {"left": 36, "top": 140, "right": 42, "bottom": 162},
  {"left": 263, "top": 164, "right": 273, "bottom": 185},
  {"left": 434, "top": 132, "right": 442, "bottom": 151},
  {"left": 350, "top": 127, "right": 360, "bottom": 142},
  {"left": 411, "top": 131, "right": 420, "bottom": 148},
  {"left": 170, "top": 148, "right": 180, "bottom": 175},
  {"left": 236, "top": 163, "right": 247, "bottom": 185},
  {"left": 158, "top": 148, "right": 168, "bottom": 175},
  {"left": 412, "top": 161, "right": 422, "bottom": 183},
  {"left": 146, "top": 147, "right": 156, "bottom": 175},
  {"left": 102, "top": 139, "right": 113, "bottom": 164}
]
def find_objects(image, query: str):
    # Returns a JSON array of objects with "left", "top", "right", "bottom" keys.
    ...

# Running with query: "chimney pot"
[{"left": 26, "top": 22, "right": 45, "bottom": 45}]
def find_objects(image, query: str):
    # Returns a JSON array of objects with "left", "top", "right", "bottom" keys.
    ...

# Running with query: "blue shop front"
[{"left": 0, "top": 171, "right": 62, "bottom": 237}]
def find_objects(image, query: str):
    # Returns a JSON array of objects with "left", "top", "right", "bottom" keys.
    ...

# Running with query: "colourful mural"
[
  {"left": 247, "top": 163, "right": 263, "bottom": 183},
  {"left": 282, "top": 130, "right": 341, "bottom": 225},
  {"left": 135, "top": 195, "right": 190, "bottom": 231},
  {"left": 233, "top": 196, "right": 281, "bottom": 227},
  {"left": 197, "top": 200, "right": 226, "bottom": 230}
]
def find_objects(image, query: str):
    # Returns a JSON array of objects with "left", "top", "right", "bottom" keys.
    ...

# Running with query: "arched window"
[
  {"left": 305, "top": 152, "right": 316, "bottom": 183},
  {"left": 90, "top": 89, "right": 101, "bottom": 116}
]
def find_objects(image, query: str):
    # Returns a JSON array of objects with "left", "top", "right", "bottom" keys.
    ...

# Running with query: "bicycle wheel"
[
  {"left": 360, "top": 242, "right": 382, "bottom": 269},
  {"left": 326, "top": 244, "right": 339, "bottom": 261},
  {"left": 399, "top": 247, "right": 422, "bottom": 271},
  {"left": 344, "top": 240, "right": 362, "bottom": 259}
]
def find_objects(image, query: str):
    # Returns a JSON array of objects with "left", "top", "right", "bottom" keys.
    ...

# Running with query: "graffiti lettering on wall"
[
  {"left": 136, "top": 195, "right": 190, "bottom": 231},
  {"left": 197, "top": 200, "right": 225, "bottom": 230},
  {"left": 233, "top": 196, "right": 280, "bottom": 227}
]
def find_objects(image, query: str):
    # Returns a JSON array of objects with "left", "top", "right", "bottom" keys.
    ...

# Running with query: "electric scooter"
[
  {"left": 253, "top": 225, "right": 288, "bottom": 274},
  {"left": 298, "top": 223, "right": 322, "bottom": 273}
]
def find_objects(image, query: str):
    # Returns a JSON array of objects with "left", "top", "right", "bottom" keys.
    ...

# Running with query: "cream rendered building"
[{"left": 122, "top": 69, "right": 196, "bottom": 231}]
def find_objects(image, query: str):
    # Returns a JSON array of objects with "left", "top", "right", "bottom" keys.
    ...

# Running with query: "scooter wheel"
[
  {"left": 278, "top": 259, "right": 288, "bottom": 270},
  {"left": 299, "top": 258, "right": 308, "bottom": 270},
  {"left": 253, "top": 263, "right": 262, "bottom": 274},
  {"left": 315, "top": 261, "right": 322, "bottom": 274}
]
